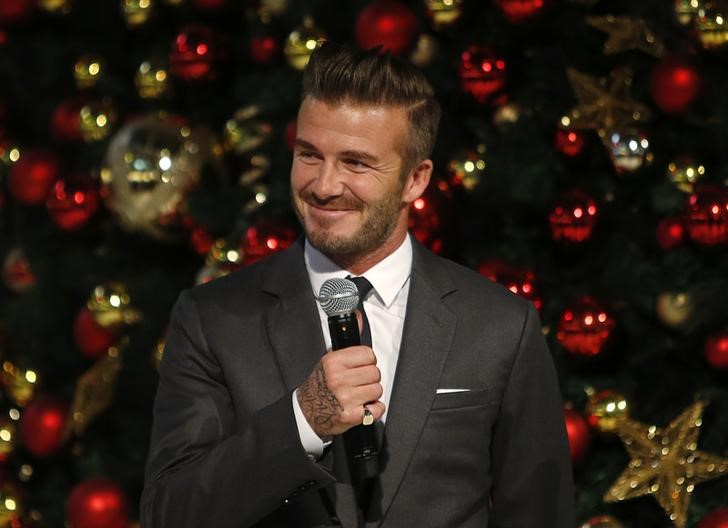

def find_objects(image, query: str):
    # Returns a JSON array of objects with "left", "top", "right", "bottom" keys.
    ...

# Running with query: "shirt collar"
[{"left": 304, "top": 235, "right": 413, "bottom": 309}]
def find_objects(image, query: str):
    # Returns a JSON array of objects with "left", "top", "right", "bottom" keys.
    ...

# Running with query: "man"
[{"left": 141, "top": 43, "right": 575, "bottom": 527}]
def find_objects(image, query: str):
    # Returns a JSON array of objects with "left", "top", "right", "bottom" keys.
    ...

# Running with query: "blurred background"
[{"left": 0, "top": 0, "right": 727, "bottom": 526}]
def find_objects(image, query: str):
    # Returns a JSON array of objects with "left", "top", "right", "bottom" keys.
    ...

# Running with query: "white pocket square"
[{"left": 436, "top": 388, "right": 470, "bottom": 394}]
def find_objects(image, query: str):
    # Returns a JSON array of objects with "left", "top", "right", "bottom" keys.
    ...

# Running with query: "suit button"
[{"left": 307, "top": 480, "right": 317, "bottom": 487}]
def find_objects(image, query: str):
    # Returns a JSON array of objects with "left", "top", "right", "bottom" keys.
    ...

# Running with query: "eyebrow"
[{"left": 294, "top": 139, "right": 380, "bottom": 164}]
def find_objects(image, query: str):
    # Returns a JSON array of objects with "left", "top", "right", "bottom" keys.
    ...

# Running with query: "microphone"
[{"left": 317, "top": 277, "right": 381, "bottom": 480}]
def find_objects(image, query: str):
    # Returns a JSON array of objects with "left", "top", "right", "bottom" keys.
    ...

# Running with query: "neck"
[{"left": 325, "top": 226, "right": 408, "bottom": 276}]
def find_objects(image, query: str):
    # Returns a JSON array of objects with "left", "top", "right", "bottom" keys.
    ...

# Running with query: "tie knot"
[{"left": 349, "top": 276, "right": 373, "bottom": 301}]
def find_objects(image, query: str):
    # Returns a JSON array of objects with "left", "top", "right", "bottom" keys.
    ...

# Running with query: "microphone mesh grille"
[{"left": 318, "top": 277, "right": 359, "bottom": 316}]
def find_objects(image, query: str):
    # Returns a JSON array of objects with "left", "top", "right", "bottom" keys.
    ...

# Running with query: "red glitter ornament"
[
  {"left": 20, "top": 396, "right": 69, "bottom": 458},
  {"left": 2, "top": 248, "right": 35, "bottom": 293},
  {"left": 554, "top": 129, "right": 585, "bottom": 157},
  {"left": 73, "top": 308, "right": 118, "bottom": 360},
  {"left": 556, "top": 296, "right": 615, "bottom": 356},
  {"left": 249, "top": 34, "right": 279, "bottom": 64},
  {"left": 243, "top": 220, "right": 297, "bottom": 265},
  {"left": 656, "top": 216, "right": 685, "bottom": 250},
  {"left": 650, "top": 57, "right": 702, "bottom": 115},
  {"left": 66, "top": 478, "right": 129, "bottom": 528},
  {"left": 8, "top": 149, "right": 61, "bottom": 206},
  {"left": 685, "top": 186, "right": 728, "bottom": 245},
  {"left": 705, "top": 332, "right": 728, "bottom": 369},
  {"left": 494, "top": 0, "right": 545, "bottom": 23},
  {"left": 170, "top": 26, "right": 222, "bottom": 82},
  {"left": 563, "top": 408, "right": 590, "bottom": 463},
  {"left": 190, "top": 227, "right": 214, "bottom": 255},
  {"left": 697, "top": 508, "right": 728, "bottom": 528},
  {"left": 408, "top": 179, "right": 454, "bottom": 255},
  {"left": 459, "top": 46, "right": 506, "bottom": 103},
  {"left": 355, "top": 0, "right": 419, "bottom": 55},
  {"left": 47, "top": 174, "right": 100, "bottom": 231},
  {"left": 0, "top": 0, "right": 35, "bottom": 24},
  {"left": 548, "top": 189, "right": 599, "bottom": 243},
  {"left": 477, "top": 260, "right": 542, "bottom": 311}
]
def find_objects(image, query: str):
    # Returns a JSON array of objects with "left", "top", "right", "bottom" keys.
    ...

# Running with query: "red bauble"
[
  {"left": 650, "top": 57, "right": 702, "bottom": 115},
  {"left": 548, "top": 189, "right": 599, "bottom": 243},
  {"left": 47, "top": 174, "right": 100, "bottom": 231},
  {"left": 20, "top": 396, "right": 69, "bottom": 458},
  {"left": 477, "top": 260, "right": 542, "bottom": 311},
  {"left": 554, "top": 129, "right": 585, "bottom": 157},
  {"left": 243, "top": 221, "right": 298, "bottom": 265},
  {"left": 495, "top": 0, "right": 545, "bottom": 23},
  {"left": 190, "top": 227, "right": 214, "bottom": 255},
  {"left": 656, "top": 216, "right": 685, "bottom": 250},
  {"left": 8, "top": 149, "right": 61, "bottom": 206},
  {"left": 0, "top": 0, "right": 35, "bottom": 24},
  {"left": 408, "top": 179, "right": 454, "bottom": 255},
  {"left": 685, "top": 186, "right": 728, "bottom": 245},
  {"left": 698, "top": 508, "right": 728, "bottom": 528},
  {"left": 66, "top": 478, "right": 129, "bottom": 528},
  {"left": 563, "top": 408, "right": 590, "bottom": 463},
  {"left": 52, "top": 99, "right": 83, "bottom": 141},
  {"left": 355, "top": 0, "right": 420, "bottom": 56},
  {"left": 73, "top": 307, "right": 118, "bottom": 359},
  {"left": 459, "top": 46, "right": 506, "bottom": 103},
  {"left": 249, "top": 34, "right": 279, "bottom": 64},
  {"left": 705, "top": 332, "right": 728, "bottom": 369},
  {"left": 556, "top": 296, "right": 615, "bottom": 356},
  {"left": 170, "top": 26, "right": 222, "bottom": 82},
  {"left": 2, "top": 248, "right": 35, "bottom": 293}
]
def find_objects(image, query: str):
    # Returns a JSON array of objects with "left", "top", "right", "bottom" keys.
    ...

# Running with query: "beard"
[{"left": 292, "top": 187, "right": 405, "bottom": 256}]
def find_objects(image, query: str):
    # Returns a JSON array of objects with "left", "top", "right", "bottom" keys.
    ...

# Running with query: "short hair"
[{"left": 301, "top": 42, "right": 441, "bottom": 174}]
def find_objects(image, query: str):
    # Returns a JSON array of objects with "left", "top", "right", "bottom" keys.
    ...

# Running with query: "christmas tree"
[{"left": 0, "top": 0, "right": 727, "bottom": 526}]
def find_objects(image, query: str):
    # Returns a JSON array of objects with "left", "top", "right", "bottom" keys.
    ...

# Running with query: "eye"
[
  {"left": 296, "top": 150, "right": 321, "bottom": 163},
  {"left": 344, "top": 158, "right": 369, "bottom": 171}
]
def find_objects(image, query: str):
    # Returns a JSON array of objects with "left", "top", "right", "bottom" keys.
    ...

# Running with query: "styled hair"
[{"left": 301, "top": 42, "right": 441, "bottom": 174}]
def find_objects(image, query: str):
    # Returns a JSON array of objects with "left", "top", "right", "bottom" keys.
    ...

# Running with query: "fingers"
[
  {"left": 324, "top": 345, "right": 376, "bottom": 369},
  {"left": 364, "top": 400, "right": 386, "bottom": 422}
]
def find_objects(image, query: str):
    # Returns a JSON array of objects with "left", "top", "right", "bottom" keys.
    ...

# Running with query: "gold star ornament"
[
  {"left": 604, "top": 401, "right": 728, "bottom": 528},
  {"left": 562, "top": 68, "right": 652, "bottom": 135},
  {"left": 586, "top": 16, "right": 665, "bottom": 57}
]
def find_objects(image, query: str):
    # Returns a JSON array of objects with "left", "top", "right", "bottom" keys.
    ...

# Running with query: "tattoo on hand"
[{"left": 299, "top": 363, "right": 342, "bottom": 436}]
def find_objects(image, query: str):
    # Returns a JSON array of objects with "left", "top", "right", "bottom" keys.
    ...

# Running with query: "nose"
[{"left": 309, "top": 160, "right": 344, "bottom": 200}]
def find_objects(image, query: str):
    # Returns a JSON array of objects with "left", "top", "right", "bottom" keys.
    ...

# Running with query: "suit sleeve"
[
  {"left": 489, "top": 302, "right": 576, "bottom": 528},
  {"left": 140, "top": 291, "right": 335, "bottom": 528}
]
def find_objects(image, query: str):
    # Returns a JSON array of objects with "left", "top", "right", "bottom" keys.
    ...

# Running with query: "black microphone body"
[{"left": 327, "top": 312, "right": 381, "bottom": 480}]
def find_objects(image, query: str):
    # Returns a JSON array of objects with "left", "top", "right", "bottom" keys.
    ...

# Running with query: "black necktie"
[{"left": 348, "top": 276, "right": 373, "bottom": 347}]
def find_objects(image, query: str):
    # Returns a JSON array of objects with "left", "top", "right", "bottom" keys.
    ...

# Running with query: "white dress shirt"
[{"left": 291, "top": 235, "right": 413, "bottom": 459}]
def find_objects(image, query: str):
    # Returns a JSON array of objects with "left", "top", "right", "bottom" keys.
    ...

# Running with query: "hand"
[{"left": 297, "top": 345, "right": 385, "bottom": 438}]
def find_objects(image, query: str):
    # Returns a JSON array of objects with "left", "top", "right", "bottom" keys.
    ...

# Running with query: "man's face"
[{"left": 291, "top": 97, "right": 419, "bottom": 257}]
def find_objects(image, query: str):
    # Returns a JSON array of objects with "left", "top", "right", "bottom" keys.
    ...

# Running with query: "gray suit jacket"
[{"left": 141, "top": 239, "right": 575, "bottom": 527}]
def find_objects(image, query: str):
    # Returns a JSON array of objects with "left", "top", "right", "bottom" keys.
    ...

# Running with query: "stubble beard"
[{"left": 293, "top": 188, "right": 405, "bottom": 258}]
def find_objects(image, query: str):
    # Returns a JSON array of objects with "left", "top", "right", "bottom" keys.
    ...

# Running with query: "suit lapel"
[{"left": 368, "top": 243, "right": 457, "bottom": 524}]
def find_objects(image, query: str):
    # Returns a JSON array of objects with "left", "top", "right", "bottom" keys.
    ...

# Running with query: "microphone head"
[{"left": 317, "top": 277, "right": 359, "bottom": 316}]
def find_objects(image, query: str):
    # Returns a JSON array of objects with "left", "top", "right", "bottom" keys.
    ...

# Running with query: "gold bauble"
[
  {"left": 0, "top": 417, "right": 17, "bottom": 461},
  {"left": 695, "top": 3, "right": 728, "bottom": 48},
  {"left": 223, "top": 106, "right": 273, "bottom": 154},
  {"left": 409, "top": 33, "right": 439, "bottom": 67},
  {"left": 87, "top": 282, "right": 142, "bottom": 329},
  {"left": 675, "top": 0, "right": 701, "bottom": 25},
  {"left": 579, "top": 515, "right": 624, "bottom": 528},
  {"left": 667, "top": 157, "right": 705, "bottom": 193},
  {"left": 206, "top": 238, "right": 244, "bottom": 266},
  {"left": 424, "top": 0, "right": 463, "bottom": 29},
  {"left": 656, "top": 291, "right": 693, "bottom": 327},
  {"left": 79, "top": 99, "right": 117, "bottom": 142},
  {"left": 257, "top": 0, "right": 288, "bottom": 22},
  {"left": 122, "top": 0, "right": 154, "bottom": 27},
  {"left": 74, "top": 55, "right": 105, "bottom": 89},
  {"left": 0, "top": 137, "right": 21, "bottom": 167},
  {"left": 493, "top": 102, "right": 521, "bottom": 127},
  {"left": 284, "top": 17, "right": 326, "bottom": 71},
  {"left": 135, "top": 59, "right": 169, "bottom": 99},
  {"left": 39, "top": 0, "right": 71, "bottom": 14},
  {"left": 100, "top": 114, "right": 217, "bottom": 240},
  {"left": 2, "top": 362, "right": 38, "bottom": 407},
  {"left": 447, "top": 144, "right": 487, "bottom": 191},
  {"left": 585, "top": 389, "right": 630, "bottom": 434},
  {"left": 243, "top": 183, "right": 270, "bottom": 215}
]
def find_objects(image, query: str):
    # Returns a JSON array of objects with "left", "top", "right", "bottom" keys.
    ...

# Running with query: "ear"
[{"left": 401, "top": 159, "right": 433, "bottom": 204}]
